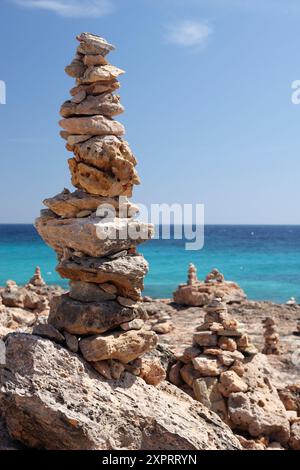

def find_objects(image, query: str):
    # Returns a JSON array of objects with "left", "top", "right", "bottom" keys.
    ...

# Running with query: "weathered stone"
[
  {"left": 32, "top": 324, "right": 65, "bottom": 344},
  {"left": 1, "top": 288, "right": 24, "bottom": 308},
  {"left": 289, "top": 420, "right": 300, "bottom": 450},
  {"left": 218, "top": 371, "right": 248, "bottom": 397},
  {"left": 65, "top": 55, "right": 86, "bottom": 78},
  {"left": 0, "top": 334, "right": 241, "bottom": 450},
  {"left": 70, "top": 80, "right": 120, "bottom": 97},
  {"left": 63, "top": 331, "right": 79, "bottom": 353},
  {"left": 117, "top": 297, "right": 138, "bottom": 308},
  {"left": 71, "top": 90, "right": 86, "bottom": 103},
  {"left": 79, "top": 65, "right": 125, "bottom": 84},
  {"left": 69, "top": 281, "right": 116, "bottom": 302},
  {"left": 11, "top": 309, "right": 36, "bottom": 327},
  {"left": 139, "top": 357, "right": 166, "bottom": 386},
  {"left": 35, "top": 213, "right": 154, "bottom": 258},
  {"left": 61, "top": 94, "right": 124, "bottom": 118},
  {"left": 49, "top": 294, "right": 138, "bottom": 335},
  {"left": 43, "top": 189, "right": 138, "bottom": 219},
  {"left": 193, "top": 331, "right": 218, "bottom": 347},
  {"left": 77, "top": 33, "right": 115, "bottom": 56},
  {"left": 168, "top": 361, "right": 184, "bottom": 386},
  {"left": 83, "top": 54, "right": 108, "bottom": 66},
  {"left": 192, "top": 356, "right": 223, "bottom": 377},
  {"left": 59, "top": 115, "right": 125, "bottom": 137},
  {"left": 28, "top": 266, "right": 46, "bottom": 287},
  {"left": 180, "top": 363, "right": 202, "bottom": 388},
  {"left": 218, "top": 337, "right": 237, "bottom": 352},
  {"left": 177, "top": 346, "right": 201, "bottom": 364},
  {"left": 120, "top": 319, "right": 144, "bottom": 331},
  {"left": 91, "top": 360, "right": 112, "bottom": 379},
  {"left": 57, "top": 254, "right": 149, "bottom": 301},
  {"left": 193, "top": 377, "right": 218, "bottom": 408},
  {"left": 80, "top": 329, "right": 158, "bottom": 363},
  {"left": 67, "top": 135, "right": 92, "bottom": 147}
]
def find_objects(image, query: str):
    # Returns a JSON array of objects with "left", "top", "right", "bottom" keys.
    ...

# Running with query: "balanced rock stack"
[
  {"left": 35, "top": 33, "right": 158, "bottom": 382},
  {"left": 169, "top": 297, "right": 257, "bottom": 423},
  {"left": 262, "top": 317, "right": 280, "bottom": 355}
]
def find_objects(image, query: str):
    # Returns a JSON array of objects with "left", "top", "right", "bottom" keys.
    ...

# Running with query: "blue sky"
[{"left": 0, "top": 0, "right": 300, "bottom": 224}]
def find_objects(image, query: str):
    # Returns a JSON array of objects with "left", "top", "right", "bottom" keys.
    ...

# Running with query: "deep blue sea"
[{"left": 0, "top": 224, "right": 299, "bottom": 303}]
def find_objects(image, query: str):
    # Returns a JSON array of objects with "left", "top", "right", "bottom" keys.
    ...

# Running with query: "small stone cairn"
[
  {"left": 168, "top": 296, "right": 257, "bottom": 422},
  {"left": 35, "top": 33, "right": 160, "bottom": 383},
  {"left": 262, "top": 317, "right": 281, "bottom": 355}
]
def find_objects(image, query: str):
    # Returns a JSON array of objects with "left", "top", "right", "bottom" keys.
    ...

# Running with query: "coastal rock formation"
[
  {"left": 0, "top": 334, "right": 241, "bottom": 450},
  {"left": 173, "top": 265, "right": 246, "bottom": 306},
  {"left": 34, "top": 33, "right": 158, "bottom": 385},
  {"left": 262, "top": 317, "right": 281, "bottom": 355}
]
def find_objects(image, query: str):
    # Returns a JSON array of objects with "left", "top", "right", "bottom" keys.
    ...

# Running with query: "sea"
[{"left": 0, "top": 224, "right": 299, "bottom": 304}]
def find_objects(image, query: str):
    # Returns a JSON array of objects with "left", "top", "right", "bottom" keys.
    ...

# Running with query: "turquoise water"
[{"left": 0, "top": 225, "right": 299, "bottom": 303}]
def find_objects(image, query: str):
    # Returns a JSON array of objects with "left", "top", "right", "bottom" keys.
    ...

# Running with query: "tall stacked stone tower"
[{"left": 35, "top": 33, "right": 157, "bottom": 379}]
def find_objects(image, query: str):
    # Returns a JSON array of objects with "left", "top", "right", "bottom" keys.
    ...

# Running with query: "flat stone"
[
  {"left": 117, "top": 297, "right": 139, "bottom": 308},
  {"left": 35, "top": 213, "right": 154, "bottom": 258},
  {"left": 57, "top": 254, "right": 149, "bottom": 301},
  {"left": 69, "top": 281, "right": 116, "bottom": 302},
  {"left": 32, "top": 324, "right": 65, "bottom": 344},
  {"left": 176, "top": 346, "right": 201, "bottom": 364},
  {"left": 69, "top": 160, "right": 137, "bottom": 197},
  {"left": 139, "top": 357, "right": 166, "bottom": 386},
  {"left": 193, "top": 331, "right": 218, "bottom": 347},
  {"left": 152, "top": 321, "right": 174, "bottom": 334},
  {"left": 83, "top": 54, "right": 108, "bottom": 66},
  {"left": 120, "top": 319, "right": 144, "bottom": 331},
  {"left": 80, "top": 329, "right": 157, "bottom": 363},
  {"left": 48, "top": 294, "right": 138, "bottom": 335},
  {"left": 79, "top": 65, "right": 125, "bottom": 84},
  {"left": 60, "top": 94, "right": 124, "bottom": 118},
  {"left": 217, "top": 329, "right": 243, "bottom": 337},
  {"left": 76, "top": 32, "right": 115, "bottom": 55},
  {"left": 59, "top": 115, "right": 125, "bottom": 137}
]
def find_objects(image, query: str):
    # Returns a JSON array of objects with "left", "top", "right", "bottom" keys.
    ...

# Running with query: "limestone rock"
[
  {"left": 193, "top": 331, "right": 218, "bottom": 347},
  {"left": 152, "top": 321, "right": 174, "bottom": 334},
  {"left": 120, "top": 319, "right": 144, "bottom": 331},
  {"left": 70, "top": 80, "right": 120, "bottom": 97},
  {"left": 57, "top": 254, "right": 148, "bottom": 300},
  {"left": 43, "top": 189, "right": 138, "bottom": 219},
  {"left": 60, "top": 94, "right": 124, "bottom": 118},
  {"left": 59, "top": 115, "right": 125, "bottom": 137},
  {"left": 69, "top": 159, "right": 138, "bottom": 197},
  {"left": 76, "top": 33, "right": 115, "bottom": 55},
  {"left": 218, "top": 371, "right": 248, "bottom": 398},
  {"left": 69, "top": 281, "right": 116, "bottom": 302},
  {"left": 49, "top": 294, "right": 138, "bottom": 335},
  {"left": 80, "top": 329, "right": 158, "bottom": 363},
  {"left": 64, "top": 331, "right": 79, "bottom": 353},
  {"left": 139, "top": 357, "right": 166, "bottom": 386},
  {"left": 35, "top": 212, "right": 154, "bottom": 258},
  {"left": 79, "top": 65, "right": 125, "bottom": 84},
  {"left": 28, "top": 266, "right": 45, "bottom": 287},
  {"left": 289, "top": 420, "right": 300, "bottom": 450},
  {"left": 32, "top": 324, "right": 65, "bottom": 344},
  {"left": 83, "top": 54, "right": 108, "bottom": 66},
  {"left": 192, "top": 356, "right": 223, "bottom": 377},
  {"left": 0, "top": 334, "right": 241, "bottom": 450},
  {"left": 168, "top": 361, "right": 184, "bottom": 386}
]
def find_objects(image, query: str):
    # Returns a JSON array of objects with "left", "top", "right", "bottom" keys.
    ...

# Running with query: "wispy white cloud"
[
  {"left": 12, "top": 0, "right": 114, "bottom": 18},
  {"left": 165, "top": 20, "right": 213, "bottom": 49}
]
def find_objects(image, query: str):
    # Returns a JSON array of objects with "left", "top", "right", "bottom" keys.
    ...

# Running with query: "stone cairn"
[
  {"left": 35, "top": 33, "right": 160, "bottom": 383},
  {"left": 168, "top": 296, "right": 257, "bottom": 423},
  {"left": 173, "top": 264, "right": 247, "bottom": 306},
  {"left": 262, "top": 317, "right": 280, "bottom": 355}
]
